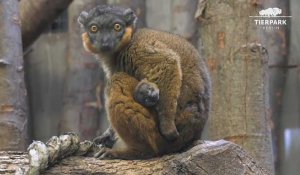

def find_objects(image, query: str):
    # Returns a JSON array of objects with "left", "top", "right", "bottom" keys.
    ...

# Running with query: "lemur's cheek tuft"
[
  {"left": 82, "top": 32, "right": 98, "bottom": 53},
  {"left": 118, "top": 26, "right": 133, "bottom": 50}
]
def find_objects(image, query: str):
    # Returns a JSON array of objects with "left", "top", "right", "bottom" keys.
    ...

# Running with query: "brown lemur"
[{"left": 78, "top": 5, "right": 211, "bottom": 159}]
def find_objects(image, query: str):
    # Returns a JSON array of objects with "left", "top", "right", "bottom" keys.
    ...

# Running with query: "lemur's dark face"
[{"left": 78, "top": 5, "right": 137, "bottom": 54}]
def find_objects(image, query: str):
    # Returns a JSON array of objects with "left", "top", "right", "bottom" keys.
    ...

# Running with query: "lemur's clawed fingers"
[{"left": 94, "top": 147, "right": 115, "bottom": 159}]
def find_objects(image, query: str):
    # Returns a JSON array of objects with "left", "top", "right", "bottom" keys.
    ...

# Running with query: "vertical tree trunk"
[
  {"left": 0, "top": 0, "right": 29, "bottom": 151},
  {"left": 20, "top": 0, "right": 73, "bottom": 142},
  {"left": 196, "top": 0, "right": 274, "bottom": 174},
  {"left": 146, "top": 0, "right": 198, "bottom": 44},
  {"left": 60, "top": 0, "right": 107, "bottom": 140},
  {"left": 20, "top": 0, "right": 73, "bottom": 49},
  {"left": 260, "top": 1, "right": 290, "bottom": 174},
  {"left": 279, "top": 0, "right": 300, "bottom": 174},
  {"left": 24, "top": 33, "right": 68, "bottom": 142}
]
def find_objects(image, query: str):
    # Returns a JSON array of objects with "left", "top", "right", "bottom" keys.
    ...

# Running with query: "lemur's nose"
[
  {"left": 101, "top": 43, "right": 111, "bottom": 51},
  {"left": 100, "top": 42, "right": 112, "bottom": 51},
  {"left": 101, "top": 35, "right": 110, "bottom": 43}
]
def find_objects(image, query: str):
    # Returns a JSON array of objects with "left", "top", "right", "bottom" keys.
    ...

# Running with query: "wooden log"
[{"left": 0, "top": 140, "right": 268, "bottom": 175}]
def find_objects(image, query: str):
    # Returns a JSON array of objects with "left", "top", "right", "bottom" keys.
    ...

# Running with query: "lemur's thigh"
[{"left": 107, "top": 72, "right": 163, "bottom": 155}]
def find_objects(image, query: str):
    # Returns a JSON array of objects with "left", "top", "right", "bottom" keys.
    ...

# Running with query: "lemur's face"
[{"left": 78, "top": 5, "right": 137, "bottom": 54}]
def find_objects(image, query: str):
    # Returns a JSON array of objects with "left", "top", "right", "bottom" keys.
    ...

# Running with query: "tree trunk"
[
  {"left": 0, "top": 140, "right": 268, "bottom": 175},
  {"left": 20, "top": 0, "right": 73, "bottom": 49},
  {"left": 279, "top": 0, "right": 300, "bottom": 174},
  {"left": 0, "top": 0, "right": 29, "bottom": 151},
  {"left": 196, "top": 0, "right": 274, "bottom": 174},
  {"left": 60, "top": 0, "right": 107, "bottom": 140},
  {"left": 24, "top": 33, "right": 68, "bottom": 142},
  {"left": 146, "top": 0, "right": 198, "bottom": 44}
]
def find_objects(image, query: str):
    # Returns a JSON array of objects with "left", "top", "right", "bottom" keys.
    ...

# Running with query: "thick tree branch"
[
  {"left": 0, "top": 140, "right": 268, "bottom": 175},
  {"left": 20, "top": 0, "right": 73, "bottom": 49}
]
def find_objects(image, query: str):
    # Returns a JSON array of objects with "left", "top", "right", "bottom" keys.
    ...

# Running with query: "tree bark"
[
  {"left": 0, "top": 140, "right": 268, "bottom": 175},
  {"left": 196, "top": 0, "right": 274, "bottom": 174},
  {"left": 0, "top": 0, "right": 29, "bottom": 151},
  {"left": 20, "top": 0, "right": 73, "bottom": 49},
  {"left": 60, "top": 0, "right": 107, "bottom": 140}
]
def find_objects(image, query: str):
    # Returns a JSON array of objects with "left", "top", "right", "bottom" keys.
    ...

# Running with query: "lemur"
[{"left": 77, "top": 5, "right": 211, "bottom": 159}]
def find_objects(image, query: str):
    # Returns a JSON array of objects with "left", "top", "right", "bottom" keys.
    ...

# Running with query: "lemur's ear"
[
  {"left": 123, "top": 8, "right": 137, "bottom": 28},
  {"left": 78, "top": 11, "right": 88, "bottom": 28}
]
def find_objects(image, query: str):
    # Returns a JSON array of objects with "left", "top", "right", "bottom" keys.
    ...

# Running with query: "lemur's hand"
[{"left": 93, "top": 127, "right": 117, "bottom": 148}]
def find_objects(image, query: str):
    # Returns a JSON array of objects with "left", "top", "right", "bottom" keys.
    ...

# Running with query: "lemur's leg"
[{"left": 95, "top": 72, "right": 164, "bottom": 159}]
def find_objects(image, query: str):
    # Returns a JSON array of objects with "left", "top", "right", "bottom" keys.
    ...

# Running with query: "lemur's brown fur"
[
  {"left": 78, "top": 6, "right": 211, "bottom": 159},
  {"left": 102, "top": 72, "right": 200, "bottom": 159}
]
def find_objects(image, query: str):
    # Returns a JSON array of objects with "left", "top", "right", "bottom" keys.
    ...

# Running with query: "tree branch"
[{"left": 20, "top": 0, "right": 73, "bottom": 49}]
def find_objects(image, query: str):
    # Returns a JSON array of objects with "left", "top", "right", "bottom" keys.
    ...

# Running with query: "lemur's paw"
[
  {"left": 134, "top": 79, "right": 159, "bottom": 107},
  {"left": 93, "top": 127, "right": 117, "bottom": 148}
]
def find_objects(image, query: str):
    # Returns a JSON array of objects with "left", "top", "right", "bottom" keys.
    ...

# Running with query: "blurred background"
[{"left": 0, "top": 0, "right": 299, "bottom": 174}]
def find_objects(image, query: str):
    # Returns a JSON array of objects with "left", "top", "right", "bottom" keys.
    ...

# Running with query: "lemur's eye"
[
  {"left": 90, "top": 25, "right": 98, "bottom": 33},
  {"left": 114, "top": 23, "right": 122, "bottom": 32}
]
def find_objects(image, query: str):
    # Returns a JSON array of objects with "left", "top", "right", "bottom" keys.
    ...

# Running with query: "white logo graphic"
[{"left": 259, "top": 7, "right": 282, "bottom": 17}]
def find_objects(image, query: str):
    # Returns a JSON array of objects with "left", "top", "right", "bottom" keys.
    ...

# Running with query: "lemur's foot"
[
  {"left": 159, "top": 121, "right": 179, "bottom": 141},
  {"left": 134, "top": 79, "right": 159, "bottom": 107}
]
